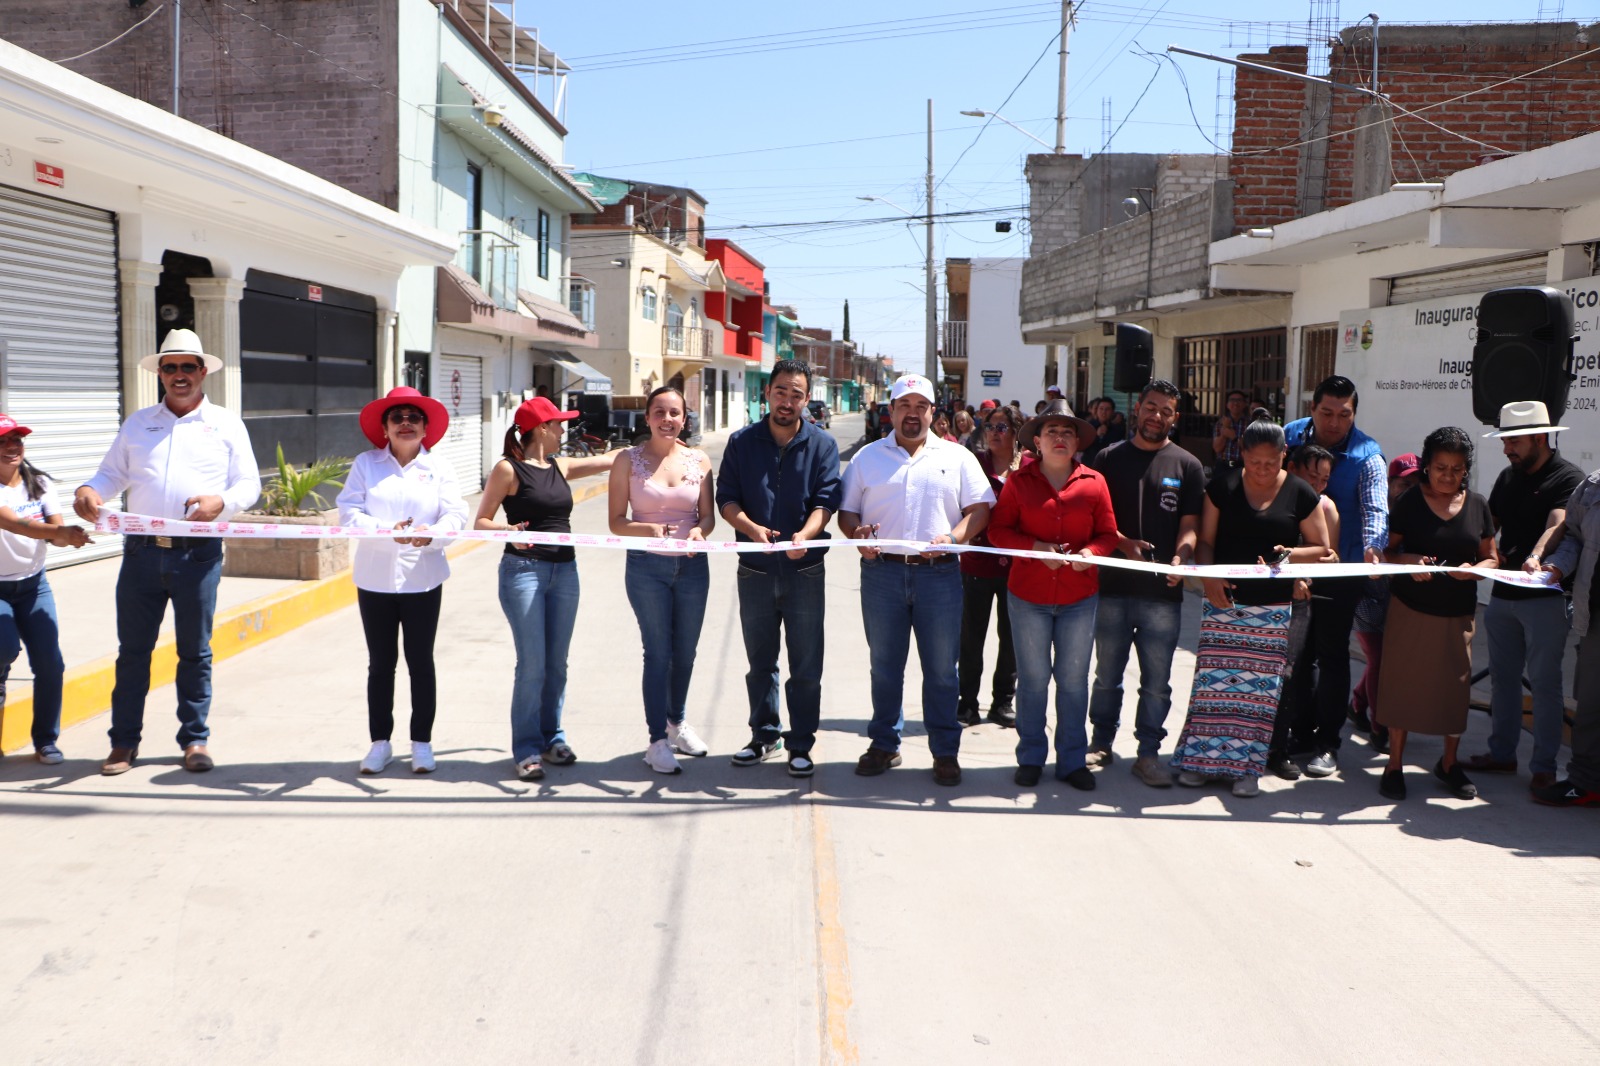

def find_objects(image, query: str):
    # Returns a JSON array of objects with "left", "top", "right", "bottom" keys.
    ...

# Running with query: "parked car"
[{"left": 805, "top": 400, "right": 832, "bottom": 429}]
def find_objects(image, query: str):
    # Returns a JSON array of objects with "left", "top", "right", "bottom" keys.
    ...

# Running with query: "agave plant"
[{"left": 259, "top": 443, "right": 352, "bottom": 517}]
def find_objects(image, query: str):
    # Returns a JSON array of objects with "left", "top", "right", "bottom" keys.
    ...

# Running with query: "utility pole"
[
  {"left": 172, "top": 0, "right": 182, "bottom": 116},
  {"left": 1055, "top": 1, "right": 1074, "bottom": 154},
  {"left": 925, "top": 98, "right": 938, "bottom": 387}
]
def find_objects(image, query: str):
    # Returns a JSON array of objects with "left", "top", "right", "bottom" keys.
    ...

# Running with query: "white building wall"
[{"left": 965, "top": 258, "right": 1053, "bottom": 405}]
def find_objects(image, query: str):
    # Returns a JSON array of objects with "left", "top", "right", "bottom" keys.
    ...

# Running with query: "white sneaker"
[
  {"left": 644, "top": 738, "right": 682, "bottom": 775},
  {"left": 1177, "top": 770, "right": 1209, "bottom": 788},
  {"left": 666, "top": 721, "right": 708, "bottom": 757},
  {"left": 359, "top": 740, "right": 392, "bottom": 775},
  {"left": 411, "top": 742, "right": 435, "bottom": 774},
  {"left": 1231, "top": 774, "right": 1260, "bottom": 797}
]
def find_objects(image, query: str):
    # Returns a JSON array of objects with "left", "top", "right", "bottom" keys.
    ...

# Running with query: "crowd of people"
[{"left": 2, "top": 331, "right": 1596, "bottom": 811}]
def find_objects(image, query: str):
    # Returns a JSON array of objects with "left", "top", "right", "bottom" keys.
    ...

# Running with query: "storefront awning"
[{"left": 544, "top": 350, "right": 612, "bottom": 395}]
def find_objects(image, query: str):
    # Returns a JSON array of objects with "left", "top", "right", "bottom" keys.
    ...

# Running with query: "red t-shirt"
[{"left": 987, "top": 461, "right": 1120, "bottom": 605}]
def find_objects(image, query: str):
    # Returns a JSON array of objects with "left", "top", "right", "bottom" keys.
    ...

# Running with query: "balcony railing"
[
  {"left": 664, "top": 324, "right": 713, "bottom": 361},
  {"left": 943, "top": 319, "right": 968, "bottom": 363},
  {"left": 457, "top": 228, "right": 520, "bottom": 311},
  {"left": 567, "top": 276, "right": 596, "bottom": 332}
]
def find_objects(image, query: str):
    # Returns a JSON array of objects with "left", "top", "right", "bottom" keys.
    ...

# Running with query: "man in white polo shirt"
[
  {"left": 840, "top": 373, "right": 994, "bottom": 786},
  {"left": 74, "top": 329, "right": 261, "bottom": 776}
]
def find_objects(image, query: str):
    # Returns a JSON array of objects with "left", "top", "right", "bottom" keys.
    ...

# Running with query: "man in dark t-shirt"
[
  {"left": 1469, "top": 401, "right": 1584, "bottom": 792},
  {"left": 1088, "top": 379, "right": 1205, "bottom": 787}
]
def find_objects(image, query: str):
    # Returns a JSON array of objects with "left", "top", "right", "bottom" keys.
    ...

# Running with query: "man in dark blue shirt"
[{"left": 716, "top": 358, "right": 842, "bottom": 776}]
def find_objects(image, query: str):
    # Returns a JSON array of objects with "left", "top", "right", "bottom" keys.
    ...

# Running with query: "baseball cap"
[
  {"left": 889, "top": 374, "right": 935, "bottom": 403},
  {"left": 978, "top": 399, "right": 997, "bottom": 410},
  {"left": 1046, "top": 385, "right": 1064, "bottom": 396},
  {"left": 0, "top": 414, "right": 34, "bottom": 438},
  {"left": 1388, "top": 453, "right": 1420, "bottom": 479},
  {"left": 514, "top": 396, "right": 580, "bottom": 431}
]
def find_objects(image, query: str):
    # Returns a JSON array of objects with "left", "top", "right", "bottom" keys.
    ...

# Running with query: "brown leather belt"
[{"left": 128, "top": 533, "right": 202, "bottom": 550}]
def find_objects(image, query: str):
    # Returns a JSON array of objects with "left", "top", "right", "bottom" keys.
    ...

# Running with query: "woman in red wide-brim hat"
[{"left": 337, "top": 387, "right": 468, "bottom": 777}]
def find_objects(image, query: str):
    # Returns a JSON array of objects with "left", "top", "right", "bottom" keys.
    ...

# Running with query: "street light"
[
  {"left": 959, "top": 109, "right": 1053, "bottom": 151},
  {"left": 857, "top": 185, "right": 938, "bottom": 386}
]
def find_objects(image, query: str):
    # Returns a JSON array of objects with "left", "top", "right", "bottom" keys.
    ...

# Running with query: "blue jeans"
[
  {"left": 858, "top": 558, "right": 963, "bottom": 759},
  {"left": 109, "top": 536, "right": 223, "bottom": 750},
  {"left": 0, "top": 571, "right": 65, "bottom": 748},
  {"left": 736, "top": 558, "right": 826, "bottom": 754},
  {"left": 624, "top": 551, "right": 709, "bottom": 742},
  {"left": 499, "top": 555, "right": 582, "bottom": 762},
  {"left": 1088, "top": 594, "right": 1182, "bottom": 758},
  {"left": 1009, "top": 592, "right": 1098, "bottom": 773},
  {"left": 1485, "top": 594, "right": 1570, "bottom": 774}
]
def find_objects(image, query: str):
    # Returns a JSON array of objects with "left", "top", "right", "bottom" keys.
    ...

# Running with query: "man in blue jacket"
[
  {"left": 716, "top": 359, "right": 842, "bottom": 777},
  {"left": 1282, "top": 375, "right": 1389, "bottom": 778}
]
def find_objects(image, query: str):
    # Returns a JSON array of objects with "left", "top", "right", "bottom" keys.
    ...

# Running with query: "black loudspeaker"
[
  {"left": 1472, "top": 286, "right": 1577, "bottom": 425},
  {"left": 1113, "top": 322, "right": 1154, "bottom": 393}
]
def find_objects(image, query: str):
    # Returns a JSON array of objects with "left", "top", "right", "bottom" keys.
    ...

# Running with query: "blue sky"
[{"left": 531, "top": 1, "right": 1589, "bottom": 369}]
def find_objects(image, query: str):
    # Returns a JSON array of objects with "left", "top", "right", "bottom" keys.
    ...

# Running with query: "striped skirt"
[{"left": 1171, "top": 601, "right": 1293, "bottom": 780}]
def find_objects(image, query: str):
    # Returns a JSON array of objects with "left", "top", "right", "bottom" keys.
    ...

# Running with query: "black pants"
[
  {"left": 1284, "top": 577, "right": 1363, "bottom": 755},
  {"left": 357, "top": 586, "right": 442, "bottom": 743},
  {"left": 958, "top": 572, "right": 1016, "bottom": 710},
  {"left": 1269, "top": 599, "right": 1313, "bottom": 756}
]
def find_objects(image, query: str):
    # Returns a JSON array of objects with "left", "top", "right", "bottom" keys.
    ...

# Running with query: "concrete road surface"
[{"left": 2, "top": 413, "right": 1597, "bottom": 1064}]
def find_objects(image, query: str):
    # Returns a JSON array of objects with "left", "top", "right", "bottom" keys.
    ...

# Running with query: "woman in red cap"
[
  {"left": 474, "top": 396, "right": 614, "bottom": 781},
  {"left": 337, "top": 387, "right": 468, "bottom": 776},
  {"left": 0, "top": 415, "right": 91, "bottom": 764}
]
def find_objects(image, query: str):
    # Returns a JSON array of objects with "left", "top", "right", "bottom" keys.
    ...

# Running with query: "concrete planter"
[{"left": 220, "top": 511, "right": 350, "bottom": 581}]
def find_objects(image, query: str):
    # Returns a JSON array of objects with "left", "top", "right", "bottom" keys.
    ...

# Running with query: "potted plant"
[{"left": 222, "top": 445, "right": 355, "bottom": 580}]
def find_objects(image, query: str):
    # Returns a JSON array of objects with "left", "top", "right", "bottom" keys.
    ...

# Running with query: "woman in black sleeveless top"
[{"left": 474, "top": 397, "right": 613, "bottom": 781}]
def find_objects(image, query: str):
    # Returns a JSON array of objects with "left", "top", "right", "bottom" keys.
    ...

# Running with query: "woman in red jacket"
[{"left": 988, "top": 400, "right": 1120, "bottom": 790}]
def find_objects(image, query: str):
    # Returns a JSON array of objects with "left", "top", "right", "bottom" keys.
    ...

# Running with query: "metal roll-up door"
[
  {"left": 1386, "top": 254, "right": 1549, "bottom": 305},
  {"left": 0, "top": 183, "right": 123, "bottom": 565},
  {"left": 434, "top": 354, "right": 484, "bottom": 491}
]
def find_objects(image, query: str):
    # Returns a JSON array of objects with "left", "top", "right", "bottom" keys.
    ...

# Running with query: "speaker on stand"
[
  {"left": 1112, "top": 322, "right": 1154, "bottom": 394},
  {"left": 1472, "top": 286, "right": 1577, "bottom": 426}
]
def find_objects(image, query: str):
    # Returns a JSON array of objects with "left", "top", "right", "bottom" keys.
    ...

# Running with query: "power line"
[{"left": 52, "top": 2, "right": 167, "bottom": 63}]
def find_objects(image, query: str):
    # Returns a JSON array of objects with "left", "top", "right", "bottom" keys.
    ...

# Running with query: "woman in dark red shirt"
[{"left": 988, "top": 400, "right": 1119, "bottom": 790}]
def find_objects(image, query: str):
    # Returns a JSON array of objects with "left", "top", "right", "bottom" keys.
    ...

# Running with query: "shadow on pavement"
[{"left": 3, "top": 743, "right": 1593, "bottom": 860}]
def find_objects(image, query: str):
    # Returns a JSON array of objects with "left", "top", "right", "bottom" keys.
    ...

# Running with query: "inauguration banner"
[{"left": 1336, "top": 279, "right": 1600, "bottom": 495}]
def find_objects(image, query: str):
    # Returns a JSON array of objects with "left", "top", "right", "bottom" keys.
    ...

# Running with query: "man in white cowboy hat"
[
  {"left": 839, "top": 372, "right": 994, "bottom": 787},
  {"left": 73, "top": 328, "right": 261, "bottom": 776},
  {"left": 1467, "top": 400, "right": 1585, "bottom": 792}
]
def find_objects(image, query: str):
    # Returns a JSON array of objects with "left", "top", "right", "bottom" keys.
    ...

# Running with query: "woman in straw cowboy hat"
[{"left": 337, "top": 387, "right": 468, "bottom": 776}]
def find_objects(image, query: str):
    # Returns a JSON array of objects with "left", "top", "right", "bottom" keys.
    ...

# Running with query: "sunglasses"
[
  {"left": 158, "top": 362, "right": 202, "bottom": 375},
  {"left": 986, "top": 423, "right": 1012, "bottom": 433},
  {"left": 386, "top": 410, "right": 427, "bottom": 425}
]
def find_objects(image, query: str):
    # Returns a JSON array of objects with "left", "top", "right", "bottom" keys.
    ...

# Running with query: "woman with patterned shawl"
[{"left": 1171, "top": 416, "right": 1331, "bottom": 797}]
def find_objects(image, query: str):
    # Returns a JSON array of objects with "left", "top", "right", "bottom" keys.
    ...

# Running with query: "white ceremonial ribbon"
[{"left": 93, "top": 509, "right": 1558, "bottom": 589}]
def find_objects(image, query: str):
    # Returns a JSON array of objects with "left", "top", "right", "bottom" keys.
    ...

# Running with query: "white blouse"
[{"left": 336, "top": 446, "right": 468, "bottom": 594}]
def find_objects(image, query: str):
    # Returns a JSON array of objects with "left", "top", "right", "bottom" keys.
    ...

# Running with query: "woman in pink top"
[{"left": 608, "top": 385, "right": 717, "bottom": 775}]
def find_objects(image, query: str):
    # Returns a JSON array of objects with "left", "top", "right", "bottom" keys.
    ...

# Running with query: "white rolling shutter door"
[
  {"left": 433, "top": 354, "right": 484, "bottom": 492},
  {"left": 1386, "top": 255, "right": 1549, "bottom": 305},
  {"left": 0, "top": 184, "right": 123, "bottom": 565}
]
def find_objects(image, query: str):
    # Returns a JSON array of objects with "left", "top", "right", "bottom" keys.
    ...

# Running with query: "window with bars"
[
  {"left": 1298, "top": 324, "right": 1338, "bottom": 415},
  {"left": 1175, "top": 328, "right": 1288, "bottom": 448},
  {"left": 1074, "top": 347, "right": 1090, "bottom": 414}
]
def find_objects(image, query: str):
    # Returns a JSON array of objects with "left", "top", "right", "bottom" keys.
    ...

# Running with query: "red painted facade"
[{"left": 705, "top": 239, "right": 765, "bottom": 361}]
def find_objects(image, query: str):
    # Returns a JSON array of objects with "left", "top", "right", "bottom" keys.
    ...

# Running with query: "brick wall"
[
  {"left": 1230, "top": 22, "right": 1600, "bottom": 229},
  {"left": 5, "top": 1, "right": 401, "bottom": 207},
  {"left": 1020, "top": 183, "right": 1233, "bottom": 324}
]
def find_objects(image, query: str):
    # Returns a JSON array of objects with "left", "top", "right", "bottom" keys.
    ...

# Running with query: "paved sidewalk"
[{"left": 2, "top": 463, "right": 1597, "bottom": 1064}]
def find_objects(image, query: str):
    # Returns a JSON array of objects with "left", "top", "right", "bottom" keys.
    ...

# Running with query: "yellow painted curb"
[{"left": 0, "top": 539, "right": 482, "bottom": 755}]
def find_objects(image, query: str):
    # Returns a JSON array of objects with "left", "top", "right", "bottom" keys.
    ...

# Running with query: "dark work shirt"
[
  {"left": 1092, "top": 440, "right": 1205, "bottom": 602},
  {"left": 715, "top": 416, "right": 842, "bottom": 571},
  {"left": 1389, "top": 485, "right": 1495, "bottom": 618},
  {"left": 1206, "top": 470, "right": 1318, "bottom": 606},
  {"left": 1488, "top": 450, "right": 1584, "bottom": 600},
  {"left": 501, "top": 459, "right": 574, "bottom": 562}
]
